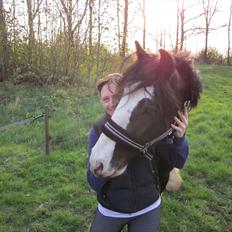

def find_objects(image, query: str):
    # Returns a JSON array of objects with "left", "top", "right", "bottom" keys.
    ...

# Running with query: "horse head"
[{"left": 89, "top": 41, "right": 202, "bottom": 178}]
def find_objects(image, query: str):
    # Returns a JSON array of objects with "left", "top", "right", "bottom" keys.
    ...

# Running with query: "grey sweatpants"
[{"left": 90, "top": 206, "right": 161, "bottom": 232}]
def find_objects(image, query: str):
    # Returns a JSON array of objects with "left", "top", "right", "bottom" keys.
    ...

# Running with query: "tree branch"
[
  {"left": 184, "top": 13, "right": 204, "bottom": 25},
  {"left": 72, "top": 0, "right": 89, "bottom": 33},
  {"left": 33, "top": 0, "right": 44, "bottom": 20}
]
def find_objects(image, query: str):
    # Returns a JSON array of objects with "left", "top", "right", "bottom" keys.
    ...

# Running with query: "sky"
[
  {"left": 126, "top": 0, "right": 231, "bottom": 55},
  {"left": 4, "top": 0, "right": 231, "bottom": 55}
]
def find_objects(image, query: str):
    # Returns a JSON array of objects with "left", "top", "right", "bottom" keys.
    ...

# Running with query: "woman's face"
[{"left": 100, "top": 82, "right": 120, "bottom": 116}]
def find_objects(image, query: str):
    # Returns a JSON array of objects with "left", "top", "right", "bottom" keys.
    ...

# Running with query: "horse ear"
[
  {"left": 159, "top": 49, "right": 174, "bottom": 78},
  {"left": 135, "top": 41, "right": 145, "bottom": 59}
]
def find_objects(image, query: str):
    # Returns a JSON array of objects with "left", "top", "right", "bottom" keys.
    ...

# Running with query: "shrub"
[
  {"left": 196, "top": 48, "right": 224, "bottom": 64},
  {"left": 12, "top": 64, "right": 45, "bottom": 87}
]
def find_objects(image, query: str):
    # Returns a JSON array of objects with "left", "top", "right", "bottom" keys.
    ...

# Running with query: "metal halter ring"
[
  {"left": 140, "top": 143, "right": 150, "bottom": 154},
  {"left": 184, "top": 100, "right": 191, "bottom": 110}
]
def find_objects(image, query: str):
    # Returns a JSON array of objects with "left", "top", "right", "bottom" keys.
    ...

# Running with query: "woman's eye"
[{"left": 103, "top": 98, "right": 109, "bottom": 103}]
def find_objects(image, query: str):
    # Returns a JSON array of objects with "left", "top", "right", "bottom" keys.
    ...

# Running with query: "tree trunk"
[
  {"left": 60, "top": 0, "right": 74, "bottom": 46},
  {"left": 88, "top": 0, "right": 93, "bottom": 55},
  {"left": 175, "top": 0, "right": 179, "bottom": 52},
  {"left": 117, "top": 0, "right": 121, "bottom": 54},
  {"left": 159, "top": 30, "right": 163, "bottom": 48},
  {"left": 179, "top": 1, "right": 184, "bottom": 51},
  {"left": 204, "top": 25, "right": 209, "bottom": 63},
  {"left": 37, "top": 0, "right": 42, "bottom": 66},
  {"left": 45, "top": 0, "right": 48, "bottom": 42},
  {"left": 202, "top": 0, "right": 218, "bottom": 63},
  {"left": 121, "top": 0, "right": 128, "bottom": 57},
  {"left": 176, "top": 0, "right": 205, "bottom": 53},
  {"left": 59, "top": 0, "right": 88, "bottom": 77},
  {"left": 12, "top": 0, "right": 16, "bottom": 53},
  {"left": 26, "top": 0, "right": 44, "bottom": 65},
  {"left": 96, "top": 0, "right": 101, "bottom": 80},
  {"left": 227, "top": 1, "right": 232, "bottom": 65},
  {"left": 26, "top": 0, "right": 35, "bottom": 64},
  {"left": 0, "top": 0, "right": 10, "bottom": 81},
  {"left": 163, "top": 30, "right": 166, "bottom": 49},
  {"left": 60, "top": 0, "right": 72, "bottom": 75},
  {"left": 142, "top": 0, "right": 146, "bottom": 49}
]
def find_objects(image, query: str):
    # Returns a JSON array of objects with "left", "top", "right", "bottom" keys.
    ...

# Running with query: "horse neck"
[{"left": 154, "top": 84, "right": 181, "bottom": 127}]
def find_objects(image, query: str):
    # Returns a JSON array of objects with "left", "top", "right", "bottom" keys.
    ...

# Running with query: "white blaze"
[{"left": 90, "top": 85, "right": 154, "bottom": 177}]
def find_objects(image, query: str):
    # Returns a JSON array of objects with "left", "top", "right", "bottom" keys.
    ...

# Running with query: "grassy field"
[{"left": 0, "top": 64, "right": 231, "bottom": 232}]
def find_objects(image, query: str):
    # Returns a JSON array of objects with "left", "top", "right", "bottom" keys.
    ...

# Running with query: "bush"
[
  {"left": 196, "top": 48, "right": 224, "bottom": 64},
  {"left": 12, "top": 64, "right": 45, "bottom": 87}
]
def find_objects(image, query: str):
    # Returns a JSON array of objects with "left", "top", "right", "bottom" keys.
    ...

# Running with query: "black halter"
[
  {"left": 102, "top": 118, "right": 173, "bottom": 161},
  {"left": 102, "top": 100, "right": 190, "bottom": 161}
]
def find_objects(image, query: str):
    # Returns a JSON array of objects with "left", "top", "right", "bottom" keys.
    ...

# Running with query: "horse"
[{"left": 89, "top": 41, "right": 202, "bottom": 191}]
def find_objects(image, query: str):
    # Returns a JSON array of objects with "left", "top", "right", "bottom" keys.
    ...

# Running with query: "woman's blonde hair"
[{"left": 96, "top": 73, "right": 122, "bottom": 93}]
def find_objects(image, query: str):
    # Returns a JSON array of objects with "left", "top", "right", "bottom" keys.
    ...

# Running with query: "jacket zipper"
[{"left": 128, "top": 165, "right": 137, "bottom": 212}]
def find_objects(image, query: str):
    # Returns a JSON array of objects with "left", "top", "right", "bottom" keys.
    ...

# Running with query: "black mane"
[{"left": 119, "top": 49, "right": 201, "bottom": 131}]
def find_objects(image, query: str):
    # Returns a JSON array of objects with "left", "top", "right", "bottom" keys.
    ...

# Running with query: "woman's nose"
[{"left": 109, "top": 98, "right": 115, "bottom": 108}]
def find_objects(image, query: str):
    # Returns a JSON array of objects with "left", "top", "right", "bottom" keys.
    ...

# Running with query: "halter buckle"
[
  {"left": 184, "top": 100, "right": 191, "bottom": 110},
  {"left": 140, "top": 143, "right": 154, "bottom": 160},
  {"left": 140, "top": 142, "right": 150, "bottom": 154}
]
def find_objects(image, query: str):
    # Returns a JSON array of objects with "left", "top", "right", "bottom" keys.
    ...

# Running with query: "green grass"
[
  {"left": 0, "top": 64, "right": 232, "bottom": 231},
  {"left": 159, "top": 64, "right": 232, "bottom": 232}
]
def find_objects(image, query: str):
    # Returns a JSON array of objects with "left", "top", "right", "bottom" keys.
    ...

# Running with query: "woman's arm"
[
  {"left": 157, "top": 136, "right": 189, "bottom": 169},
  {"left": 157, "top": 108, "right": 189, "bottom": 169}
]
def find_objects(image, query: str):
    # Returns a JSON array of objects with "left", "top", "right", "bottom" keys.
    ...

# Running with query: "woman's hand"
[{"left": 171, "top": 108, "right": 188, "bottom": 138}]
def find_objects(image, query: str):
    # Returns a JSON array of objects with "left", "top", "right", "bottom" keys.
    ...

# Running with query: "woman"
[{"left": 87, "top": 73, "right": 189, "bottom": 232}]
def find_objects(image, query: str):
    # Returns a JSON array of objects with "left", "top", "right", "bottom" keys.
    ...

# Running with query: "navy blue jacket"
[{"left": 87, "top": 114, "right": 189, "bottom": 213}]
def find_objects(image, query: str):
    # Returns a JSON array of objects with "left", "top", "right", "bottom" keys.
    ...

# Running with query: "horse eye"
[
  {"left": 141, "top": 105, "right": 153, "bottom": 114},
  {"left": 137, "top": 103, "right": 153, "bottom": 115}
]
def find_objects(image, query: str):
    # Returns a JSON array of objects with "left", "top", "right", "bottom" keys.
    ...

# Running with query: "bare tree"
[
  {"left": 227, "top": 0, "right": 232, "bottom": 65},
  {"left": 142, "top": 0, "right": 146, "bottom": 49},
  {"left": 175, "top": 0, "right": 204, "bottom": 52},
  {"left": 12, "top": 0, "right": 16, "bottom": 53},
  {"left": 88, "top": 0, "right": 93, "bottom": 55},
  {"left": 135, "top": 0, "right": 147, "bottom": 49},
  {"left": 58, "top": 0, "right": 88, "bottom": 75},
  {"left": 44, "top": 0, "right": 48, "bottom": 42},
  {"left": 117, "top": 0, "right": 121, "bottom": 54},
  {"left": 0, "top": 0, "right": 10, "bottom": 81},
  {"left": 179, "top": 1, "right": 185, "bottom": 51},
  {"left": 96, "top": 0, "right": 101, "bottom": 80},
  {"left": 175, "top": 0, "right": 180, "bottom": 52},
  {"left": 121, "top": 0, "right": 128, "bottom": 57},
  {"left": 159, "top": 29, "right": 166, "bottom": 49},
  {"left": 37, "top": 0, "right": 43, "bottom": 66},
  {"left": 26, "top": 0, "right": 43, "bottom": 64},
  {"left": 201, "top": 0, "right": 218, "bottom": 63},
  {"left": 59, "top": 0, "right": 88, "bottom": 47}
]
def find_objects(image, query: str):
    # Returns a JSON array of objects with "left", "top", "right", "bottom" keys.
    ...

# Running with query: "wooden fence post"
[{"left": 44, "top": 105, "right": 50, "bottom": 155}]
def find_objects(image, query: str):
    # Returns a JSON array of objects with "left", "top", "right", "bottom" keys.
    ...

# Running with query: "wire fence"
[
  {"left": 0, "top": 114, "right": 44, "bottom": 132},
  {"left": 0, "top": 106, "right": 51, "bottom": 155}
]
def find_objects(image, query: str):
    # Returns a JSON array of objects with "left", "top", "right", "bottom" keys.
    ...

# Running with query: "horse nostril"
[{"left": 94, "top": 162, "right": 104, "bottom": 176}]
